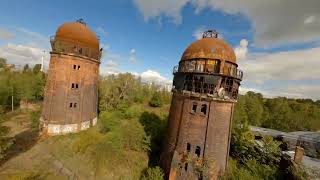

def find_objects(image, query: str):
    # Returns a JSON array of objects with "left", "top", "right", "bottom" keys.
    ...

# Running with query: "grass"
[{"left": 0, "top": 102, "right": 169, "bottom": 179}]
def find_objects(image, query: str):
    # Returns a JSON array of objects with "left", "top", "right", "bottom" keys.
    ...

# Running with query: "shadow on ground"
[
  {"left": 0, "top": 129, "right": 39, "bottom": 165},
  {"left": 139, "top": 111, "right": 167, "bottom": 167}
]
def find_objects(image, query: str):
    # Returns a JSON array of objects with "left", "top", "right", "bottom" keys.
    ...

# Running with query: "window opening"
[
  {"left": 187, "top": 143, "right": 191, "bottom": 152},
  {"left": 192, "top": 103, "right": 197, "bottom": 113},
  {"left": 201, "top": 104, "right": 207, "bottom": 115},
  {"left": 184, "top": 163, "right": 188, "bottom": 171},
  {"left": 195, "top": 146, "right": 201, "bottom": 157}
]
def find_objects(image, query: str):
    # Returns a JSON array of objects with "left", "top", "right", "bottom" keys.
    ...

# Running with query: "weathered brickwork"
[
  {"left": 40, "top": 21, "right": 101, "bottom": 135},
  {"left": 161, "top": 30, "right": 242, "bottom": 179}
]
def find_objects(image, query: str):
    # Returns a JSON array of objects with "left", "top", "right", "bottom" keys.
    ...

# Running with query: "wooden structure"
[
  {"left": 160, "top": 30, "right": 243, "bottom": 179},
  {"left": 40, "top": 20, "right": 102, "bottom": 135}
]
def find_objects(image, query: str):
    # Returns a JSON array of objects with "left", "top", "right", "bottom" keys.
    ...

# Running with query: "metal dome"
[
  {"left": 55, "top": 21, "right": 99, "bottom": 49},
  {"left": 181, "top": 31, "right": 236, "bottom": 64}
]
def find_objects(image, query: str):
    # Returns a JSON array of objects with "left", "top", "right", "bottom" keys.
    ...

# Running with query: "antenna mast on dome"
[
  {"left": 76, "top": 18, "right": 86, "bottom": 25},
  {"left": 202, "top": 29, "right": 218, "bottom": 38}
]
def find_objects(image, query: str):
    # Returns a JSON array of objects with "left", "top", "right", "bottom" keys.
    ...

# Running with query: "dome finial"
[
  {"left": 76, "top": 18, "right": 86, "bottom": 26},
  {"left": 202, "top": 30, "right": 218, "bottom": 38}
]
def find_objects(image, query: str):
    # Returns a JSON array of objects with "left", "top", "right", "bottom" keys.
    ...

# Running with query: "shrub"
[
  {"left": 141, "top": 166, "right": 164, "bottom": 180},
  {"left": 149, "top": 92, "right": 163, "bottom": 107},
  {"left": 30, "top": 110, "right": 41, "bottom": 131}
]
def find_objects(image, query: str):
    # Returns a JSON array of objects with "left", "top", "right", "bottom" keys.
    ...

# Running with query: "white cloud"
[
  {"left": 134, "top": 0, "right": 320, "bottom": 46},
  {"left": 193, "top": 26, "right": 206, "bottom": 40},
  {"left": 240, "top": 47, "right": 320, "bottom": 84},
  {"left": 99, "top": 68, "right": 172, "bottom": 88},
  {"left": 304, "top": 15, "right": 316, "bottom": 24},
  {"left": 240, "top": 84, "right": 320, "bottom": 100},
  {"left": 133, "top": 0, "right": 189, "bottom": 24},
  {"left": 140, "top": 70, "right": 172, "bottom": 85},
  {"left": 0, "top": 43, "right": 49, "bottom": 70},
  {"left": 234, "top": 39, "right": 248, "bottom": 60},
  {"left": 129, "top": 48, "right": 137, "bottom": 63},
  {"left": 96, "top": 27, "right": 108, "bottom": 38},
  {"left": 0, "top": 28, "right": 15, "bottom": 40},
  {"left": 17, "top": 28, "right": 48, "bottom": 47},
  {"left": 105, "top": 60, "right": 118, "bottom": 68}
]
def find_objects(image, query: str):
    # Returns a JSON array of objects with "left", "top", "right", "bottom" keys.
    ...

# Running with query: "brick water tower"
[
  {"left": 40, "top": 20, "right": 102, "bottom": 135},
  {"left": 160, "top": 30, "right": 243, "bottom": 179}
]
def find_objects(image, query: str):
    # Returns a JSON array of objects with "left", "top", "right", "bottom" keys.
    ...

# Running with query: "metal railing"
[{"left": 173, "top": 65, "right": 243, "bottom": 80}]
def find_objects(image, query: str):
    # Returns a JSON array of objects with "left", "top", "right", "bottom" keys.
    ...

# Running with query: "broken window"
[
  {"left": 201, "top": 104, "right": 207, "bottom": 115},
  {"left": 196, "top": 60, "right": 205, "bottom": 72},
  {"left": 71, "top": 83, "right": 75, "bottom": 89},
  {"left": 192, "top": 103, "right": 197, "bottom": 113},
  {"left": 73, "top": 65, "right": 76, "bottom": 70},
  {"left": 77, "top": 65, "right": 80, "bottom": 70},
  {"left": 206, "top": 59, "right": 220, "bottom": 73},
  {"left": 74, "top": 103, "right": 77, "bottom": 108},
  {"left": 187, "top": 143, "right": 191, "bottom": 152},
  {"left": 184, "top": 163, "right": 188, "bottom": 171},
  {"left": 76, "top": 84, "right": 79, "bottom": 89},
  {"left": 69, "top": 103, "right": 73, "bottom": 108},
  {"left": 195, "top": 146, "right": 201, "bottom": 157}
]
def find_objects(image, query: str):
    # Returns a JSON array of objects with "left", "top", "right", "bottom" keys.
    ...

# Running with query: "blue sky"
[{"left": 0, "top": 0, "right": 319, "bottom": 100}]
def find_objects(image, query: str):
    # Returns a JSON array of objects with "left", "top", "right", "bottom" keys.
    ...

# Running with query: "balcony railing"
[{"left": 173, "top": 65, "right": 243, "bottom": 80}]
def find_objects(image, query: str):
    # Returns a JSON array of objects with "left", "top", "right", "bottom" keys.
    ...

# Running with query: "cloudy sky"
[{"left": 0, "top": 0, "right": 319, "bottom": 100}]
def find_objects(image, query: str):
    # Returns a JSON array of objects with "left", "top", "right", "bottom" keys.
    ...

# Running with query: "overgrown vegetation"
[
  {"left": 0, "top": 58, "right": 319, "bottom": 179},
  {"left": 235, "top": 91, "right": 320, "bottom": 132}
]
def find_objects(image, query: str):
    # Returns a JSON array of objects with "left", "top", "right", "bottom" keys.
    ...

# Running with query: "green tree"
[{"left": 149, "top": 92, "right": 163, "bottom": 107}]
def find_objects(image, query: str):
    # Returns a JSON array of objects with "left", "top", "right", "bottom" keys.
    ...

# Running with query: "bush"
[
  {"left": 30, "top": 110, "right": 41, "bottom": 131},
  {"left": 149, "top": 92, "right": 163, "bottom": 107},
  {"left": 0, "top": 125, "right": 13, "bottom": 160},
  {"left": 141, "top": 166, "right": 164, "bottom": 180}
]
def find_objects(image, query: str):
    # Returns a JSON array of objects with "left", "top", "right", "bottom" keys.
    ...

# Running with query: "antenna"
[
  {"left": 41, "top": 50, "right": 45, "bottom": 72},
  {"left": 202, "top": 30, "right": 219, "bottom": 38},
  {"left": 76, "top": 18, "right": 86, "bottom": 25}
]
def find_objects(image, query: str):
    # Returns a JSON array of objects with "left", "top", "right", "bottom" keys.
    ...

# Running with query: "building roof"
[
  {"left": 55, "top": 21, "right": 99, "bottom": 49},
  {"left": 180, "top": 37, "right": 236, "bottom": 64}
]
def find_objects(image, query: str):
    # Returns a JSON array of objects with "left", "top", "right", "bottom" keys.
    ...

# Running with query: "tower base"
[{"left": 39, "top": 117, "right": 97, "bottom": 136}]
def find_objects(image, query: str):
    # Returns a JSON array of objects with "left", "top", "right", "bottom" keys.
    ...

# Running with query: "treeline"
[
  {"left": 0, "top": 58, "right": 45, "bottom": 113},
  {"left": 98, "top": 73, "right": 171, "bottom": 112},
  {"left": 0, "top": 58, "right": 45, "bottom": 160},
  {"left": 234, "top": 91, "right": 320, "bottom": 132}
]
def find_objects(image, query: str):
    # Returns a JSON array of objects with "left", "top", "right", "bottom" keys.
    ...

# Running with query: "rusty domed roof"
[
  {"left": 181, "top": 37, "right": 236, "bottom": 64},
  {"left": 55, "top": 21, "right": 99, "bottom": 49}
]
